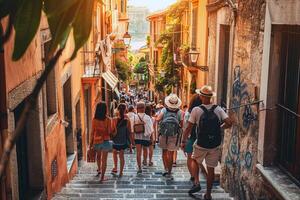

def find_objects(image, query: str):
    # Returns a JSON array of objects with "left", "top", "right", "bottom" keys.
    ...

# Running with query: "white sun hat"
[
  {"left": 164, "top": 94, "right": 182, "bottom": 109},
  {"left": 195, "top": 85, "right": 216, "bottom": 98}
]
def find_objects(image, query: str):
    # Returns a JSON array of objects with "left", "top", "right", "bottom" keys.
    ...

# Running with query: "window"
[
  {"left": 41, "top": 29, "right": 57, "bottom": 117},
  {"left": 121, "top": 0, "right": 124, "bottom": 13},
  {"left": 277, "top": 25, "right": 300, "bottom": 182},
  {"left": 191, "top": 6, "right": 198, "bottom": 49}
]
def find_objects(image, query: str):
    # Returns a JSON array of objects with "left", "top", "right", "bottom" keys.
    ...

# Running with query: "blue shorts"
[
  {"left": 135, "top": 139, "right": 151, "bottom": 147},
  {"left": 94, "top": 141, "right": 113, "bottom": 152},
  {"left": 113, "top": 144, "right": 128, "bottom": 151},
  {"left": 184, "top": 138, "right": 196, "bottom": 154}
]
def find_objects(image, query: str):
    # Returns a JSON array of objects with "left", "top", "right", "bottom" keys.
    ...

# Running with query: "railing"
[
  {"left": 277, "top": 104, "right": 299, "bottom": 164},
  {"left": 81, "top": 51, "right": 100, "bottom": 77}
]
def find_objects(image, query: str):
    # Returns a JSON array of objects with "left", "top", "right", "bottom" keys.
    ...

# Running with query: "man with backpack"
[
  {"left": 181, "top": 85, "right": 232, "bottom": 200},
  {"left": 156, "top": 94, "right": 183, "bottom": 178}
]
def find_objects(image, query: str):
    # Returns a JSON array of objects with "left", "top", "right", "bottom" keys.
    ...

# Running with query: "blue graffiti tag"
[
  {"left": 231, "top": 66, "right": 257, "bottom": 130},
  {"left": 244, "top": 151, "right": 253, "bottom": 169}
]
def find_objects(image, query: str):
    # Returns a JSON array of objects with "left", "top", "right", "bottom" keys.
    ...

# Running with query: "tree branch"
[{"left": 0, "top": 48, "right": 64, "bottom": 179}]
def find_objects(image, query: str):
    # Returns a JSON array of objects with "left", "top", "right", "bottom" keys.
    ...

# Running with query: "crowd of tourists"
[{"left": 89, "top": 85, "right": 232, "bottom": 200}]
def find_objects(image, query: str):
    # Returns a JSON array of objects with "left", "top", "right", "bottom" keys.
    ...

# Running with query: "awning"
[{"left": 102, "top": 70, "right": 120, "bottom": 96}]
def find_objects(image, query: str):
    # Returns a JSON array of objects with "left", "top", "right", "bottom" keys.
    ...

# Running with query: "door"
[
  {"left": 15, "top": 100, "right": 45, "bottom": 199},
  {"left": 218, "top": 25, "right": 230, "bottom": 108},
  {"left": 278, "top": 25, "right": 300, "bottom": 182}
]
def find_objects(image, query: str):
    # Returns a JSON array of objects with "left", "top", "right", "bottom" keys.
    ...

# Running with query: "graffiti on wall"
[
  {"left": 225, "top": 126, "right": 253, "bottom": 171},
  {"left": 225, "top": 66, "right": 257, "bottom": 171},
  {"left": 232, "top": 66, "right": 257, "bottom": 130}
]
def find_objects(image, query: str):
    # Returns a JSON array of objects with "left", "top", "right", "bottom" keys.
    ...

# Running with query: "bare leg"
[
  {"left": 206, "top": 167, "right": 214, "bottom": 198},
  {"left": 136, "top": 144, "right": 142, "bottom": 170},
  {"left": 199, "top": 163, "right": 208, "bottom": 177},
  {"left": 119, "top": 150, "right": 125, "bottom": 177},
  {"left": 187, "top": 153, "right": 193, "bottom": 177},
  {"left": 167, "top": 151, "right": 174, "bottom": 174},
  {"left": 112, "top": 149, "right": 118, "bottom": 172},
  {"left": 100, "top": 151, "right": 108, "bottom": 182},
  {"left": 97, "top": 151, "right": 102, "bottom": 173},
  {"left": 173, "top": 151, "right": 177, "bottom": 165},
  {"left": 149, "top": 144, "right": 153, "bottom": 164},
  {"left": 192, "top": 159, "right": 200, "bottom": 185},
  {"left": 162, "top": 149, "right": 168, "bottom": 171},
  {"left": 143, "top": 146, "right": 148, "bottom": 165}
]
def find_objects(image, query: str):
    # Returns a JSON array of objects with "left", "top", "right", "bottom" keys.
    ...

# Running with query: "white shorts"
[{"left": 192, "top": 144, "right": 221, "bottom": 168}]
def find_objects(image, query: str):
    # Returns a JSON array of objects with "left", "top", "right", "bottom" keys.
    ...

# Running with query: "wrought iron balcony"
[{"left": 81, "top": 50, "right": 101, "bottom": 78}]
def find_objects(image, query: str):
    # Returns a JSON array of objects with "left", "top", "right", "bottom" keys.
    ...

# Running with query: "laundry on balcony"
[{"left": 101, "top": 70, "right": 120, "bottom": 96}]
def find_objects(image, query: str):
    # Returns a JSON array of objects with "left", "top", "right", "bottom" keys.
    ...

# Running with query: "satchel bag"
[
  {"left": 133, "top": 114, "right": 145, "bottom": 134},
  {"left": 87, "top": 148, "right": 96, "bottom": 163}
]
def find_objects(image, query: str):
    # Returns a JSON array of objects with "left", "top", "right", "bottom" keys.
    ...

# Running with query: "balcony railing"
[{"left": 81, "top": 51, "right": 100, "bottom": 77}]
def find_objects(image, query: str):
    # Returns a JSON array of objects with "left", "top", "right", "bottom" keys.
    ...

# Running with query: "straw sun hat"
[
  {"left": 165, "top": 94, "right": 182, "bottom": 109},
  {"left": 195, "top": 85, "right": 216, "bottom": 98}
]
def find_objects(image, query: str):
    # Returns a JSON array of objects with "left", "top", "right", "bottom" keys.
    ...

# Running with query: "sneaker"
[
  {"left": 137, "top": 169, "right": 142, "bottom": 174},
  {"left": 165, "top": 173, "right": 173, "bottom": 180},
  {"left": 188, "top": 184, "right": 201, "bottom": 194},
  {"left": 162, "top": 172, "right": 169, "bottom": 177}
]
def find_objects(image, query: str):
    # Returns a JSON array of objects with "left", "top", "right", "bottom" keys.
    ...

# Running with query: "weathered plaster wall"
[
  {"left": 44, "top": 124, "right": 69, "bottom": 198},
  {"left": 220, "top": 0, "right": 270, "bottom": 199},
  {"left": 3, "top": 17, "right": 43, "bottom": 94},
  {"left": 207, "top": 11, "right": 217, "bottom": 89}
]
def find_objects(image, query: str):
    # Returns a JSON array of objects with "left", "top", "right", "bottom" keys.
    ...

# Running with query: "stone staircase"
[{"left": 53, "top": 148, "right": 233, "bottom": 200}]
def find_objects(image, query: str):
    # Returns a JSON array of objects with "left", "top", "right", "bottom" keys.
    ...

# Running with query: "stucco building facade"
[{"left": 207, "top": 0, "right": 300, "bottom": 199}]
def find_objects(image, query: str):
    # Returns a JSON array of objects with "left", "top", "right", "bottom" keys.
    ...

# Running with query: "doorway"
[
  {"left": 84, "top": 86, "right": 92, "bottom": 148},
  {"left": 217, "top": 25, "right": 230, "bottom": 108},
  {"left": 275, "top": 25, "right": 300, "bottom": 182},
  {"left": 63, "top": 77, "right": 74, "bottom": 157},
  {"left": 14, "top": 101, "right": 45, "bottom": 199},
  {"left": 75, "top": 100, "right": 83, "bottom": 162}
]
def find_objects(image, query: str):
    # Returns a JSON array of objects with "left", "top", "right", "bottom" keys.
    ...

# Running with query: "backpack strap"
[
  {"left": 200, "top": 105, "right": 209, "bottom": 114},
  {"left": 210, "top": 105, "right": 218, "bottom": 112}
]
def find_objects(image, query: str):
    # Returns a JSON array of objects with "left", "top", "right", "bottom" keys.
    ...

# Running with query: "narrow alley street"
[
  {"left": 1, "top": 0, "right": 300, "bottom": 200},
  {"left": 54, "top": 148, "right": 232, "bottom": 200}
]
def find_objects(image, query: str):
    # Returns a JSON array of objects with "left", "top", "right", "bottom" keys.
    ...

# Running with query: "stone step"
[
  {"left": 53, "top": 192, "right": 233, "bottom": 200},
  {"left": 53, "top": 149, "right": 233, "bottom": 200}
]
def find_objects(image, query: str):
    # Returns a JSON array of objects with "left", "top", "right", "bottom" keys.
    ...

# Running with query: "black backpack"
[{"left": 197, "top": 105, "right": 221, "bottom": 149}]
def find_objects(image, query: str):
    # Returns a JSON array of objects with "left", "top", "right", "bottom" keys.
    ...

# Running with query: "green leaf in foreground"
[
  {"left": 71, "top": 0, "right": 94, "bottom": 60},
  {"left": 12, "top": 0, "right": 42, "bottom": 60},
  {"left": 44, "top": 0, "right": 82, "bottom": 57}
]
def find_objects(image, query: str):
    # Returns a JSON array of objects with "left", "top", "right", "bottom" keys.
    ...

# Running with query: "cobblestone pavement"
[{"left": 53, "top": 147, "right": 233, "bottom": 200}]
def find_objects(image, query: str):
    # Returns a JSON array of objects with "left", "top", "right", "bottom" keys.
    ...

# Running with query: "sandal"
[
  {"left": 95, "top": 171, "right": 101, "bottom": 177},
  {"left": 203, "top": 194, "right": 212, "bottom": 200},
  {"left": 111, "top": 168, "right": 117, "bottom": 174},
  {"left": 143, "top": 160, "right": 147, "bottom": 166},
  {"left": 148, "top": 161, "right": 153, "bottom": 166}
]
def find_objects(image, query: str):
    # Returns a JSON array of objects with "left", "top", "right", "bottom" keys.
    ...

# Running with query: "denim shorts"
[
  {"left": 94, "top": 141, "right": 113, "bottom": 152},
  {"left": 184, "top": 138, "right": 196, "bottom": 154},
  {"left": 113, "top": 144, "right": 128, "bottom": 151},
  {"left": 135, "top": 139, "right": 151, "bottom": 147}
]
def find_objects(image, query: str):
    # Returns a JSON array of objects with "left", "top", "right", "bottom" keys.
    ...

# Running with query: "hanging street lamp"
[
  {"left": 123, "top": 32, "right": 132, "bottom": 47},
  {"left": 189, "top": 49, "right": 200, "bottom": 65}
]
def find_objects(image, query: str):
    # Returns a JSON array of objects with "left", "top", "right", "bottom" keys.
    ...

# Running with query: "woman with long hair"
[
  {"left": 111, "top": 103, "right": 133, "bottom": 177},
  {"left": 183, "top": 94, "right": 202, "bottom": 181},
  {"left": 145, "top": 104, "right": 155, "bottom": 166},
  {"left": 89, "top": 102, "right": 112, "bottom": 182}
]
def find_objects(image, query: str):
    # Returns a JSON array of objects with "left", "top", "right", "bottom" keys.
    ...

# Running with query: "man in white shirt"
[
  {"left": 131, "top": 102, "right": 154, "bottom": 174},
  {"left": 181, "top": 86, "right": 232, "bottom": 199}
]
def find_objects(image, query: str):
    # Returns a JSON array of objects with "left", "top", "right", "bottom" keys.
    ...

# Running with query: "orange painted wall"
[
  {"left": 2, "top": 13, "right": 83, "bottom": 199},
  {"left": 2, "top": 17, "right": 43, "bottom": 93}
]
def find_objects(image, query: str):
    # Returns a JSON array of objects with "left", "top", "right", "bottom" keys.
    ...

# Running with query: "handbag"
[
  {"left": 87, "top": 148, "right": 96, "bottom": 163},
  {"left": 133, "top": 114, "right": 145, "bottom": 134}
]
